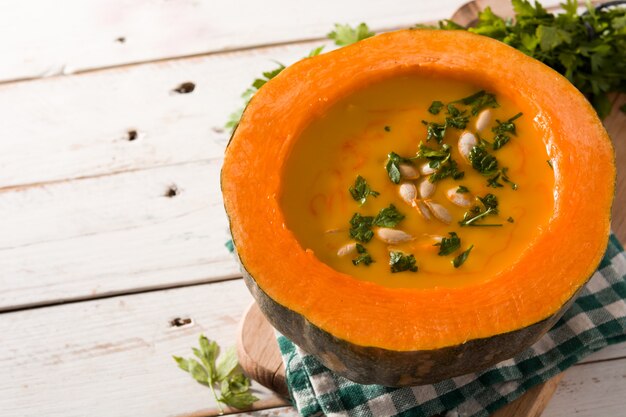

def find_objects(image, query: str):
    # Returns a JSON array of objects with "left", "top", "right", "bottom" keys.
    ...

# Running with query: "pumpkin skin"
[{"left": 221, "top": 30, "right": 614, "bottom": 386}]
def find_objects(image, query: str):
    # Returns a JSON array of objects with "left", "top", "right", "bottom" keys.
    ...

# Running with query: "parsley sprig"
[
  {"left": 424, "top": 0, "right": 626, "bottom": 119},
  {"left": 435, "top": 232, "right": 461, "bottom": 256},
  {"left": 386, "top": 152, "right": 413, "bottom": 184},
  {"left": 328, "top": 23, "right": 375, "bottom": 46},
  {"left": 174, "top": 335, "right": 259, "bottom": 412},
  {"left": 492, "top": 112, "right": 523, "bottom": 150},
  {"left": 453, "top": 245, "right": 474, "bottom": 268},
  {"left": 349, "top": 205, "right": 405, "bottom": 242},
  {"left": 415, "top": 142, "right": 465, "bottom": 183},
  {"left": 349, "top": 175, "right": 379, "bottom": 205},
  {"left": 389, "top": 251, "right": 418, "bottom": 272},
  {"left": 353, "top": 243, "right": 374, "bottom": 266},
  {"left": 459, "top": 193, "right": 503, "bottom": 227}
]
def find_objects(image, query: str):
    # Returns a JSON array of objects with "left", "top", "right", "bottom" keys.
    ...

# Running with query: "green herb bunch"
[
  {"left": 173, "top": 335, "right": 258, "bottom": 413},
  {"left": 423, "top": 0, "right": 626, "bottom": 118}
]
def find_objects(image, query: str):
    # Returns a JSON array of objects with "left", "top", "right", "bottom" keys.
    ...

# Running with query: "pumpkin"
[{"left": 221, "top": 29, "right": 614, "bottom": 386}]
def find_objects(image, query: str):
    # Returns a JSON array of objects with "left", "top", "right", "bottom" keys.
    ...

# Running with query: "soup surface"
[{"left": 280, "top": 74, "right": 554, "bottom": 289}]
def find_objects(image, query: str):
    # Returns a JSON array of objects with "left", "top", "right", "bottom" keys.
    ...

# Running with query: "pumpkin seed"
[
  {"left": 375, "top": 228, "right": 414, "bottom": 244},
  {"left": 458, "top": 131, "right": 477, "bottom": 163},
  {"left": 399, "top": 182, "right": 418, "bottom": 205},
  {"left": 424, "top": 200, "right": 452, "bottom": 224},
  {"left": 399, "top": 163, "right": 420, "bottom": 180},
  {"left": 414, "top": 199, "right": 432, "bottom": 220},
  {"left": 475, "top": 109, "right": 492, "bottom": 132},
  {"left": 337, "top": 242, "right": 357, "bottom": 257},
  {"left": 419, "top": 162, "right": 436, "bottom": 175},
  {"left": 418, "top": 178, "right": 436, "bottom": 199},
  {"left": 446, "top": 188, "right": 473, "bottom": 207}
]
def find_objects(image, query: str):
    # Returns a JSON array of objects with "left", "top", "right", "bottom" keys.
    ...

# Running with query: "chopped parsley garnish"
[
  {"left": 417, "top": 142, "right": 451, "bottom": 166},
  {"left": 415, "top": 143, "right": 464, "bottom": 183},
  {"left": 456, "top": 185, "right": 469, "bottom": 193},
  {"left": 435, "top": 232, "right": 461, "bottom": 256},
  {"left": 389, "top": 252, "right": 418, "bottom": 273},
  {"left": 349, "top": 213, "right": 374, "bottom": 243},
  {"left": 468, "top": 146, "right": 517, "bottom": 189},
  {"left": 373, "top": 204, "right": 405, "bottom": 228},
  {"left": 507, "top": 216, "right": 515, "bottom": 223},
  {"left": 385, "top": 152, "right": 413, "bottom": 184},
  {"left": 352, "top": 244, "right": 374, "bottom": 266},
  {"left": 384, "top": 125, "right": 391, "bottom": 132},
  {"left": 453, "top": 245, "right": 474, "bottom": 268},
  {"left": 428, "top": 101, "right": 444, "bottom": 114},
  {"left": 349, "top": 205, "right": 404, "bottom": 243},
  {"left": 421, "top": 120, "right": 447, "bottom": 143},
  {"left": 492, "top": 112, "right": 523, "bottom": 150},
  {"left": 429, "top": 159, "right": 464, "bottom": 183},
  {"left": 456, "top": 90, "right": 499, "bottom": 115},
  {"left": 469, "top": 145, "right": 498, "bottom": 175},
  {"left": 487, "top": 167, "right": 518, "bottom": 190},
  {"left": 459, "top": 193, "right": 503, "bottom": 227},
  {"left": 349, "top": 175, "right": 379, "bottom": 205},
  {"left": 445, "top": 104, "right": 470, "bottom": 129}
]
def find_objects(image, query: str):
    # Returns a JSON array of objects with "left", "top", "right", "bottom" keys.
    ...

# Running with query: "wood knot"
[{"left": 173, "top": 82, "right": 195, "bottom": 94}]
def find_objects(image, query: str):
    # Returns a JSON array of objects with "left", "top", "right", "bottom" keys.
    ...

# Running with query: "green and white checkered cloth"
[{"left": 277, "top": 234, "right": 626, "bottom": 417}]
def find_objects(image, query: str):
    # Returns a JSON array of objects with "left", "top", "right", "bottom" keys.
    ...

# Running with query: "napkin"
[{"left": 277, "top": 233, "right": 626, "bottom": 417}]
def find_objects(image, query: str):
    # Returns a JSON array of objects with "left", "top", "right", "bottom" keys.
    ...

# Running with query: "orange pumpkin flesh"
[{"left": 221, "top": 30, "right": 614, "bottom": 385}]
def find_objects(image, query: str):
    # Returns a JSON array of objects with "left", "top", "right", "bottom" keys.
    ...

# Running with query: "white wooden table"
[{"left": 1, "top": 1, "right": 625, "bottom": 416}]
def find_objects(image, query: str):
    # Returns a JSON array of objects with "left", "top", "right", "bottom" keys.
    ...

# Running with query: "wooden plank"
[
  {"left": 542, "top": 358, "right": 626, "bottom": 417},
  {"left": 0, "top": 160, "right": 241, "bottom": 311},
  {"left": 0, "top": 0, "right": 482, "bottom": 83},
  {"left": 228, "top": 407, "right": 298, "bottom": 417},
  {"left": 0, "top": 44, "right": 295, "bottom": 189},
  {"left": 0, "top": 279, "right": 291, "bottom": 417}
]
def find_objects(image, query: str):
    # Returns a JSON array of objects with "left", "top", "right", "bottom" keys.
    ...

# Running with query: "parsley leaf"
[
  {"left": 417, "top": 142, "right": 451, "bottom": 166},
  {"left": 469, "top": 145, "right": 499, "bottom": 175},
  {"left": 453, "top": 245, "right": 474, "bottom": 268},
  {"left": 389, "top": 252, "right": 418, "bottom": 273},
  {"left": 459, "top": 193, "right": 502, "bottom": 227},
  {"left": 456, "top": 90, "right": 500, "bottom": 115},
  {"left": 445, "top": 104, "right": 470, "bottom": 129},
  {"left": 457, "top": 185, "right": 470, "bottom": 193},
  {"left": 386, "top": 152, "right": 413, "bottom": 184},
  {"left": 328, "top": 23, "right": 374, "bottom": 46},
  {"left": 421, "top": 120, "right": 447, "bottom": 143},
  {"left": 429, "top": 159, "right": 465, "bottom": 183},
  {"left": 487, "top": 167, "right": 518, "bottom": 190},
  {"left": 492, "top": 112, "right": 523, "bottom": 150},
  {"left": 435, "top": 232, "right": 461, "bottom": 256},
  {"left": 429, "top": 100, "right": 444, "bottom": 114},
  {"left": 352, "top": 243, "right": 374, "bottom": 266},
  {"left": 349, "top": 213, "right": 374, "bottom": 243},
  {"left": 415, "top": 142, "right": 464, "bottom": 183},
  {"left": 373, "top": 204, "right": 405, "bottom": 228},
  {"left": 174, "top": 335, "right": 258, "bottom": 412},
  {"left": 349, "top": 175, "right": 379, "bottom": 205}
]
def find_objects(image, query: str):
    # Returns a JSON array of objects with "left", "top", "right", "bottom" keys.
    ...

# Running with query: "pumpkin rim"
[{"left": 222, "top": 29, "right": 614, "bottom": 351}]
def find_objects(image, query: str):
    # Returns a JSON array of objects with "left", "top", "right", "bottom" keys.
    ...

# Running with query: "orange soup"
[{"left": 280, "top": 75, "right": 554, "bottom": 289}]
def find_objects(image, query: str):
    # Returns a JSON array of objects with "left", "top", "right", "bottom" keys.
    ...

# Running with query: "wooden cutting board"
[{"left": 236, "top": 1, "right": 626, "bottom": 416}]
